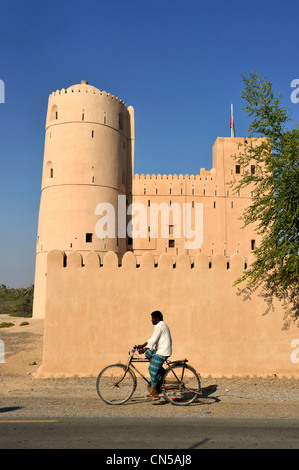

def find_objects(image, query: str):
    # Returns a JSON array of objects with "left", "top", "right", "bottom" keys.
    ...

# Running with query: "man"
[{"left": 137, "top": 311, "right": 172, "bottom": 400}]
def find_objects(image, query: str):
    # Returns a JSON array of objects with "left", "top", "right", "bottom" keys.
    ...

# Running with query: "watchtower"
[{"left": 33, "top": 81, "right": 134, "bottom": 318}]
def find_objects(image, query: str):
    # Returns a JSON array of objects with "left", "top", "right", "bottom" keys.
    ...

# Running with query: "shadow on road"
[{"left": 0, "top": 406, "right": 23, "bottom": 413}]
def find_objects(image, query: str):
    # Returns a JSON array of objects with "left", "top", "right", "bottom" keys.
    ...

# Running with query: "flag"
[{"left": 230, "top": 103, "right": 235, "bottom": 137}]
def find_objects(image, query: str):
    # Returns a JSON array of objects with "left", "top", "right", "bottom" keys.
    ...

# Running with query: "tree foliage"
[
  {"left": 0, "top": 284, "right": 34, "bottom": 317},
  {"left": 231, "top": 72, "right": 299, "bottom": 327}
]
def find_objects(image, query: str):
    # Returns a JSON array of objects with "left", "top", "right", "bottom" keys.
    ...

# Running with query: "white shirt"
[{"left": 147, "top": 320, "right": 172, "bottom": 357}]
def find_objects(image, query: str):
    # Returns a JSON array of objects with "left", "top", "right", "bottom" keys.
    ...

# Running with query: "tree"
[{"left": 231, "top": 72, "right": 299, "bottom": 327}]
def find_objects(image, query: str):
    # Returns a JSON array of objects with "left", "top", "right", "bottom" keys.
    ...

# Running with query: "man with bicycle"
[{"left": 137, "top": 311, "right": 172, "bottom": 400}]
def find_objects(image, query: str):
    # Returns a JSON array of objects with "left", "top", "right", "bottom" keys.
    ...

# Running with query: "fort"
[{"left": 33, "top": 81, "right": 298, "bottom": 378}]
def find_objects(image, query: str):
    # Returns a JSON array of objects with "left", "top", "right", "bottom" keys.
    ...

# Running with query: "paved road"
[{"left": 0, "top": 417, "right": 298, "bottom": 449}]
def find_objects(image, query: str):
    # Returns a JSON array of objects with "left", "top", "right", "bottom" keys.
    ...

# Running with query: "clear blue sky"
[{"left": 0, "top": 0, "right": 298, "bottom": 287}]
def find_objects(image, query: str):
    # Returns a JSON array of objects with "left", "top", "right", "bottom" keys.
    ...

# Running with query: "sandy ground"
[{"left": 0, "top": 315, "right": 299, "bottom": 420}]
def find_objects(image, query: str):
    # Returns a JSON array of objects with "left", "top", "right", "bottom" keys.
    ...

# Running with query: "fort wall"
[{"left": 37, "top": 250, "right": 299, "bottom": 379}]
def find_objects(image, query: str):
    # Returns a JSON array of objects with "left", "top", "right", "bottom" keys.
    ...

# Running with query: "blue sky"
[{"left": 0, "top": 0, "right": 298, "bottom": 287}]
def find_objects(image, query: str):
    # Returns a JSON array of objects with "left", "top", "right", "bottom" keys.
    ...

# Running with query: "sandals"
[{"left": 145, "top": 393, "right": 160, "bottom": 400}]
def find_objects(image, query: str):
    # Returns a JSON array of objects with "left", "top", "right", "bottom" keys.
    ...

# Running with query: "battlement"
[
  {"left": 48, "top": 82, "right": 127, "bottom": 109},
  {"left": 48, "top": 249, "right": 252, "bottom": 272},
  {"left": 134, "top": 169, "right": 216, "bottom": 181}
]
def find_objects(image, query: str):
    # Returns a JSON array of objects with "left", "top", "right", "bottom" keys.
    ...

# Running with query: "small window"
[
  {"left": 119, "top": 113, "right": 123, "bottom": 130},
  {"left": 251, "top": 239, "right": 256, "bottom": 251},
  {"left": 235, "top": 165, "right": 241, "bottom": 174},
  {"left": 168, "top": 240, "right": 175, "bottom": 248},
  {"left": 148, "top": 200, "right": 150, "bottom": 207},
  {"left": 251, "top": 165, "right": 255, "bottom": 175},
  {"left": 128, "top": 237, "right": 133, "bottom": 245},
  {"left": 192, "top": 201, "right": 194, "bottom": 208},
  {"left": 192, "top": 188, "right": 194, "bottom": 195},
  {"left": 82, "top": 113, "right": 84, "bottom": 121},
  {"left": 86, "top": 233, "right": 93, "bottom": 243},
  {"left": 169, "top": 225, "right": 174, "bottom": 235},
  {"left": 213, "top": 201, "right": 216, "bottom": 208},
  {"left": 170, "top": 188, "right": 172, "bottom": 195},
  {"left": 50, "top": 168, "right": 53, "bottom": 178},
  {"left": 144, "top": 188, "right": 146, "bottom": 195},
  {"left": 91, "top": 130, "right": 94, "bottom": 138}
]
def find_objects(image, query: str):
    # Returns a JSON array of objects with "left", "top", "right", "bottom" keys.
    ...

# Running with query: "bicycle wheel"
[
  {"left": 161, "top": 364, "right": 200, "bottom": 406},
  {"left": 96, "top": 364, "right": 136, "bottom": 405}
]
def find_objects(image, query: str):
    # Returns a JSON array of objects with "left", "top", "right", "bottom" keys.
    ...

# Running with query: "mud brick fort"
[{"left": 33, "top": 81, "right": 298, "bottom": 378}]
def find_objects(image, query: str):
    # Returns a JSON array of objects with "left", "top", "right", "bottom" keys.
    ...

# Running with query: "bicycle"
[{"left": 96, "top": 346, "right": 201, "bottom": 406}]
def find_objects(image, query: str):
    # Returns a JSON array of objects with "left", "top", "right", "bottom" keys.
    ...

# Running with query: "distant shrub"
[
  {"left": 0, "top": 322, "right": 15, "bottom": 328},
  {"left": 0, "top": 284, "right": 34, "bottom": 317}
]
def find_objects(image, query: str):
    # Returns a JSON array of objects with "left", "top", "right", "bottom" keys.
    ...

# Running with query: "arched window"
[{"left": 50, "top": 105, "right": 58, "bottom": 121}]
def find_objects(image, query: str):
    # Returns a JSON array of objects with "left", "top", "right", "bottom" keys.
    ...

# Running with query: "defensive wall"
[{"left": 37, "top": 250, "right": 299, "bottom": 379}]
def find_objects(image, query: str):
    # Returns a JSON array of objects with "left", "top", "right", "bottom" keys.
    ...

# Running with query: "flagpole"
[{"left": 230, "top": 103, "right": 235, "bottom": 138}]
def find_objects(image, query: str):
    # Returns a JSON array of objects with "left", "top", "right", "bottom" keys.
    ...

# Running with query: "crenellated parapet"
[
  {"left": 47, "top": 249, "right": 253, "bottom": 272},
  {"left": 48, "top": 82, "right": 127, "bottom": 109},
  {"left": 134, "top": 168, "right": 216, "bottom": 181}
]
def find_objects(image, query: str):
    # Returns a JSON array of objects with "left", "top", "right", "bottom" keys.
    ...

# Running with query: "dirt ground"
[{"left": 0, "top": 315, "right": 299, "bottom": 420}]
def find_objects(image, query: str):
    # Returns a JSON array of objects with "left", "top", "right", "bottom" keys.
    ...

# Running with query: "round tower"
[{"left": 33, "top": 81, "right": 135, "bottom": 318}]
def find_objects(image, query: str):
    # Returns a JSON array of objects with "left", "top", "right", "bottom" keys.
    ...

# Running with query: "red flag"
[{"left": 230, "top": 103, "right": 235, "bottom": 137}]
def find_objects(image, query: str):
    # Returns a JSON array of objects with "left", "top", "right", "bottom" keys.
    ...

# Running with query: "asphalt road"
[{"left": 0, "top": 417, "right": 298, "bottom": 450}]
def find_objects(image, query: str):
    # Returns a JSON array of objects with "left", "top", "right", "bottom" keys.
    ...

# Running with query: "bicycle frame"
[
  {"left": 117, "top": 348, "right": 152, "bottom": 387},
  {"left": 121, "top": 347, "right": 189, "bottom": 389}
]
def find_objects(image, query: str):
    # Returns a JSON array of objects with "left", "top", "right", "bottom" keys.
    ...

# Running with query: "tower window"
[
  {"left": 169, "top": 225, "right": 174, "bottom": 235},
  {"left": 50, "top": 168, "right": 53, "bottom": 178},
  {"left": 213, "top": 201, "right": 216, "bottom": 208},
  {"left": 91, "top": 130, "right": 94, "bottom": 138},
  {"left": 119, "top": 113, "right": 123, "bottom": 130},
  {"left": 168, "top": 240, "right": 175, "bottom": 248},
  {"left": 235, "top": 165, "right": 241, "bottom": 174},
  {"left": 251, "top": 165, "right": 256, "bottom": 174},
  {"left": 86, "top": 233, "right": 93, "bottom": 243},
  {"left": 251, "top": 239, "right": 256, "bottom": 251},
  {"left": 50, "top": 105, "right": 58, "bottom": 121},
  {"left": 82, "top": 113, "right": 84, "bottom": 121}
]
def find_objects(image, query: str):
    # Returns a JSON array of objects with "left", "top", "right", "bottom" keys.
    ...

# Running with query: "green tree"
[{"left": 231, "top": 72, "right": 299, "bottom": 327}]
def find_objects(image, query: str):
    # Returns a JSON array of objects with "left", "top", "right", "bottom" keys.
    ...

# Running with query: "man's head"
[{"left": 151, "top": 310, "right": 163, "bottom": 325}]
